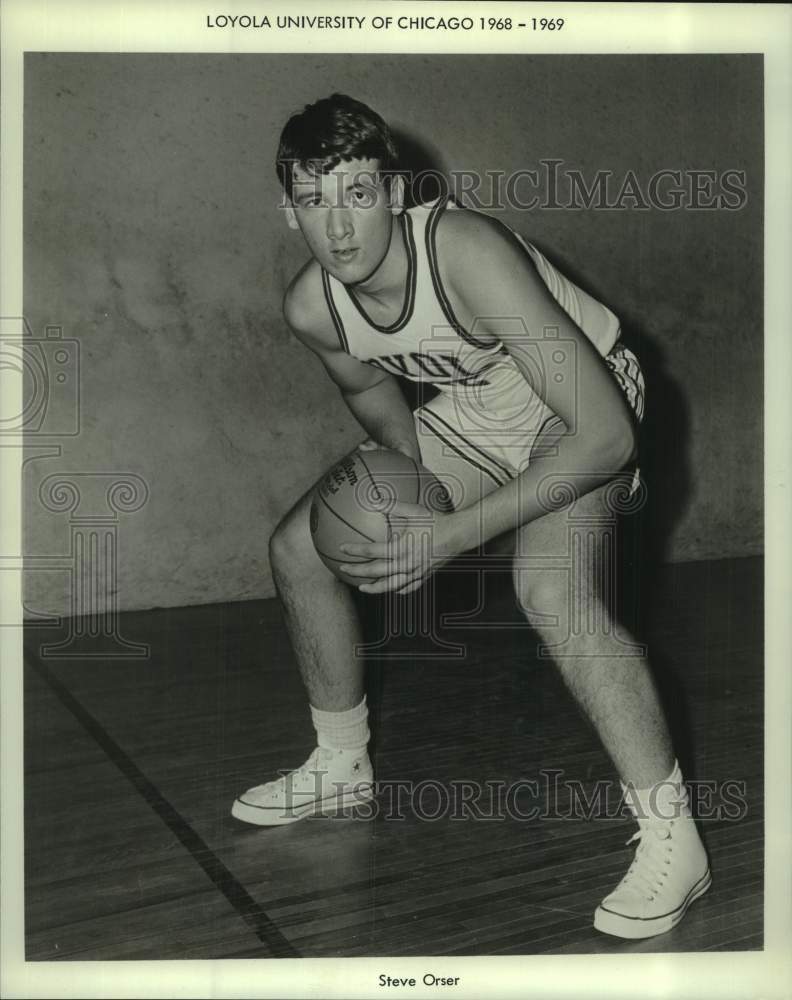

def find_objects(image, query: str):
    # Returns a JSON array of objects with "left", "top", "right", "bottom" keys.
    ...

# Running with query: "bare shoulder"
[
  {"left": 434, "top": 202, "right": 506, "bottom": 244},
  {"left": 433, "top": 204, "right": 537, "bottom": 290},
  {"left": 282, "top": 259, "right": 336, "bottom": 349},
  {"left": 433, "top": 204, "right": 515, "bottom": 259}
]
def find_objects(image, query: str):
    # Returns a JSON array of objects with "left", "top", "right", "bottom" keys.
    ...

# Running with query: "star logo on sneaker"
[{"left": 353, "top": 761, "right": 361, "bottom": 772}]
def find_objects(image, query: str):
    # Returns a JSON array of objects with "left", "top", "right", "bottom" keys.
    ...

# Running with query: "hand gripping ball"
[{"left": 309, "top": 448, "right": 453, "bottom": 586}]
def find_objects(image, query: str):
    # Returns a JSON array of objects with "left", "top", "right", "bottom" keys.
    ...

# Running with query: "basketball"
[{"left": 310, "top": 448, "right": 453, "bottom": 586}]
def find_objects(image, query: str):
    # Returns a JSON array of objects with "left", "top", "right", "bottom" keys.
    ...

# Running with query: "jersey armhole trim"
[{"left": 425, "top": 196, "right": 502, "bottom": 352}]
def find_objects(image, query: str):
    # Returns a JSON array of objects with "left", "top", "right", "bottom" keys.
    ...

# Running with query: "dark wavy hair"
[{"left": 276, "top": 93, "right": 399, "bottom": 200}]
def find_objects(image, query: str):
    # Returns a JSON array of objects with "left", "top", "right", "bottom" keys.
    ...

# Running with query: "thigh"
[
  {"left": 516, "top": 475, "right": 640, "bottom": 554},
  {"left": 513, "top": 476, "right": 640, "bottom": 609}
]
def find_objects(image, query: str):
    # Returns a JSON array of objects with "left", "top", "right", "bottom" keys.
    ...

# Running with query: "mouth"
[{"left": 331, "top": 247, "right": 359, "bottom": 263}]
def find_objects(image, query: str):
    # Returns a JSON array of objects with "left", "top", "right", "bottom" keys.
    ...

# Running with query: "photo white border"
[{"left": 2, "top": 2, "right": 790, "bottom": 998}]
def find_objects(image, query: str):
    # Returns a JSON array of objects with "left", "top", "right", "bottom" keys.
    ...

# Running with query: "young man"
[{"left": 232, "top": 94, "right": 711, "bottom": 940}]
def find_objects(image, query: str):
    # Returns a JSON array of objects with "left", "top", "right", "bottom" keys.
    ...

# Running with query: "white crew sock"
[
  {"left": 310, "top": 697, "right": 370, "bottom": 751},
  {"left": 622, "top": 760, "right": 691, "bottom": 822}
]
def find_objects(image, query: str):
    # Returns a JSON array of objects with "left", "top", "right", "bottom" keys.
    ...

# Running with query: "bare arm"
[
  {"left": 283, "top": 269, "right": 421, "bottom": 461},
  {"left": 438, "top": 210, "right": 637, "bottom": 548},
  {"left": 337, "top": 211, "right": 639, "bottom": 595},
  {"left": 340, "top": 374, "right": 422, "bottom": 462}
]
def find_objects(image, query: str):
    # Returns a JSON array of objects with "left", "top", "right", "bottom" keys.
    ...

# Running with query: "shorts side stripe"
[
  {"left": 421, "top": 405, "right": 513, "bottom": 482},
  {"left": 416, "top": 412, "right": 507, "bottom": 488},
  {"left": 623, "top": 355, "right": 643, "bottom": 419},
  {"left": 605, "top": 349, "right": 645, "bottom": 422},
  {"left": 627, "top": 355, "right": 646, "bottom": 420}
]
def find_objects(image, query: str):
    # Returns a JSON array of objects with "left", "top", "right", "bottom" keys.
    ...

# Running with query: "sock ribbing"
[
  {"left": 310, "top": 697, "right": 370, "bottom": 750},
  {"left": 622, "top": 760, "right": 689, "bottom": 822}
]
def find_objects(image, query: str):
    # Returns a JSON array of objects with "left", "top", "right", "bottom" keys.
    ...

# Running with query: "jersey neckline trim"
[
  {"left": 321, "top": 268, "right": 350, "bottom": 353},
  {"left": 342, "top": 212, "right": 418, "bottom": 335}
]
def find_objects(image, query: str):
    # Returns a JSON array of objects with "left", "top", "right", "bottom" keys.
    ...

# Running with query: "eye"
[
  {"left": 295, "top": 192, "right": 324, "bottom": 208},
  {"left": 351, "top": 188, "right": 375, "bottom": 206}
]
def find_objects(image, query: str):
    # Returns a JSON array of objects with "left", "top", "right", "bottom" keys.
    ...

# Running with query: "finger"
[
  {"left": 389, "top": 500, "right": 435, "bottom": 519},
  {"left": 339, "top": 558, "right": 399, "bottom": 579},
  {"left": 397, "top": 579, "right": 425, "bottom": 595},
  {"left": 340, "top": 547, "right": 418, "bottom": 577},
  {"left": 358, "top": 573, "right": 413, "bottom": 595},
  {"left": 340, "top": 541, "right": 390, "bottom": 558},
  {"left": 342, "top": 537, "right": 413, "bottom": 561}
]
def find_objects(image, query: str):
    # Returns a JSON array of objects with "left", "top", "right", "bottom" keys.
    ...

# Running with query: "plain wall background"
[{"left": 23, "top": 54, "right": 763, "bottom": 616}]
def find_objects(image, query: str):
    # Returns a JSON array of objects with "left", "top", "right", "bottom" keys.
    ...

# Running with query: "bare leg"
[
  {"left": 513, "top": 481, "right": 674, "bottom": 788},
  {"left": 231, "top": 485, "right": 372, "bottom": 825},
  {"left": 269, "top": 487, "right": 364, "bottom": 711}
]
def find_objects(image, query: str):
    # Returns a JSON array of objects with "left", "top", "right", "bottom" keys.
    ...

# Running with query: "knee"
[
  {"left": 269, "top": 505, "right": 314, "bottom": 579},
  {"left": 513, "top": 569, "right": 567, "bottom": 628}
]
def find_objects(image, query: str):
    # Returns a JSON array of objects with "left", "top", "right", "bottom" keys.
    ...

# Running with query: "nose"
[{"left": 326, "top": 207, "right": 353, "bottom": 241}]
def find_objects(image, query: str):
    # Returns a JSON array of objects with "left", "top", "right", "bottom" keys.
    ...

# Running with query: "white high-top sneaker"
[
  {"left": 231, "top": 747, "right": 374, "bottom": 826},
  {"left": 594, "top": 765, "right": 711, "bottom": 939}
]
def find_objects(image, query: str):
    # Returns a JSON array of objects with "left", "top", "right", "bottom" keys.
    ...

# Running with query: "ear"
[
  {"left": 284, "top": 201, "right": 300, "bottom": 231},
  {"left": 388, "top": 174, "right": 405, "bottom": 215}
]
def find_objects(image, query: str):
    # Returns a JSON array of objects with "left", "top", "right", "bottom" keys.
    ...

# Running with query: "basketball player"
[{"left": 232, "top": 94, "right": 711, "bottom": 940}]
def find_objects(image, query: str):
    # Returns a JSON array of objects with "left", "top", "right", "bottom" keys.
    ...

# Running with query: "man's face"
[{"left": 286, "top": 157, "right": 402, "bottom": 284}]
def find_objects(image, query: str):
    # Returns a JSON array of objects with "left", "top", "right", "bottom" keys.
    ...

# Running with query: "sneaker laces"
[
  {"left": 273, "top": 747, "right": 335, "bottom": 793},
  {"left": 620, "top": 794, "right": 688, "bottom": 901}
]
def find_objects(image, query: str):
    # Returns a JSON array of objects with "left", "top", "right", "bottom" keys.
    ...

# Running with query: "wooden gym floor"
[{"left": 24, "top": 555, "right": 763, "bottom": 959}]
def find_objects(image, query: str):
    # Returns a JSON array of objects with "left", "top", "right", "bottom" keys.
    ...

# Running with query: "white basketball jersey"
[{"left": 320, "top": 196, "right": 620, "bottom": 399}]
